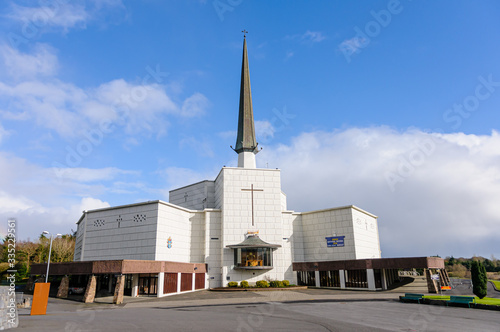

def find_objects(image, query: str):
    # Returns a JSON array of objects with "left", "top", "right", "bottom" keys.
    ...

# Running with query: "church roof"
[
  {"left": 233, "top": 36, "right": 258, "bottom": 154},
  {"left": 226, "top": 235, "right": 281, "bottom": 249}
]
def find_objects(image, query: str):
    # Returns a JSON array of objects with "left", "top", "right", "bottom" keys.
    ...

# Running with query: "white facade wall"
[
  {"left": 155, "top": 202, "right": 200, "bottom": 263},
  {"left": 296, "top": 206, "right": 380, "bottom": 262},
  {"left": 72, "top": 164, "right": 381, "bottom": 287},
  {"left": 214, "top": 171, "right": 224, "bottom": 209},
  {"left": 287, "top": 212, "right": 304, "bottom": 264},
  {"left": 73, "top": 215, "right": 85, "bottom": 261},
  {"left": 351, "top": 208, "right": 381, "bottom": 259},
  {"left": 76, "top": 201, "right": 211, "bottom": 264},
  {"left": 280, "top": 192, "right": 287, "bottom": 211},
  {"left": 280, "top": 211, "right": 296, "bottom": 283},
  {"left": 169, "top": 180, "right": 216, "bottom": 210},
  {"left": 218, "top": 167, "right": 292, "bottom": 285},
  {"left": 204, "top": 210, "right": 222, "bottom": 288},
  {"left": 79, "top": 202, "right": 159, "bottom": 261},
  {"left": 300, "top": 207, "right": 357, "bottom": 262}
]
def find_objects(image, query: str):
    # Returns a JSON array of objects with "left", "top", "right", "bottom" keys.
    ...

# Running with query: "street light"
[{"left": 42, "top": 231, "right": 62, "bottom": 283}]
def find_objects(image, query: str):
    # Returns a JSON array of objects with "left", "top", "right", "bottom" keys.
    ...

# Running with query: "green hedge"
[
  {"left": 270, "top": 280, "right": 283, "bottom": 288},
  {"left": 227, "top": 281, "right": 238, "bottom": 287},
  {"left": 240, "top": 280, "right": 250, "bottom": 288},
  {"left": 282, "top": 280, "right": 290, "bottom": 287},
  {"left": 256, "top": 280, "right": 269, "bottom": 288}
]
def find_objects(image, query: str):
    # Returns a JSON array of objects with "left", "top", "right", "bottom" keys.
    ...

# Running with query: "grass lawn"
[
  {"left": 476, "top": 297, "right": 500, "bottom": 305},
  {"left": 423, "top": 295, "right": 449, "bottom": 301},
  {"left": 423, "top": 295, "right": 500, "bottom": 306},
  {"left": 490, "top": 280, "right": 500, "bottom": 289}
]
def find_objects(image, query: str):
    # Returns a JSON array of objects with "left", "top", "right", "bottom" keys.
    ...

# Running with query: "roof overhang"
[
  {"left": 226, "top": 235, "right": 281, "bottom": 249},
  {"left": 30, "top": 260, "right": 207, "bottom": 276},
  {"left": 293, "top": 256, "right": 445, "bottom": 271}
]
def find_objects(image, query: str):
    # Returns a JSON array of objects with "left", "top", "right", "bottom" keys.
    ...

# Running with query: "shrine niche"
[{"left": 227, "top": 234, "right": 281, "bottom": 270}]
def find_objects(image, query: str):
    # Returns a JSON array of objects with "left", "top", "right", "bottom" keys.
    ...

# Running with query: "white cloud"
[
  {"left": 286, "top": 30, "right": 326, "bottom": 44},
  {"left": 255, "top": 120, "right": 275, "bottom": 142},
  {"left": 0, "top": 191, "right": 43, "bottom": 214},
  {"left": 49, "top": 167, "right": 139, "bottom": 182},
  {"left": 0, "top": 122, "right": 10, "bottom": 144},
  {"left": 159, "top": 167, "right": 216, "bottom": 194},
  {"left": 179, "top": 136, "right": 214, "bottom": 158},
  {"left": 0, "top": 151, "right": 134, "bottom": 238},
  {"left": 181, "top": 92, "right": 210, "bottom": 117},
  {"left": 5, "top": 1, "right": 125, "bottom": 34},
  {"left": 0, "top": 44, "right": 209, "bottom": 139},
  {"left": 339, "top": 36, "right": 369, "bottom": 56},
  {"left": 92, "top": 79, "right": 180, "bottom": 136},
  {"left": 7, "top": 3, "right": 88, "bottom": 31},
  {"left": 0, "top": 43, "right": 58, "bottom": 80},
  {"left": 77, "top": 197, "right": 110, "bottom": 212},
  {"left": 302, "top": 30, "right": 326, "bottom": 43},
  {"left": 259, "top": 127, "right": 500, "bottom": 258}
]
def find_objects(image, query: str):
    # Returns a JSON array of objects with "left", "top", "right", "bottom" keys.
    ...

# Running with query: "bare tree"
[
  {"left": 17, "top": 240, "right": 39, "bottom": 271},
  {"left": 51, "top": 236, "right": 75, "bottom": 262}
]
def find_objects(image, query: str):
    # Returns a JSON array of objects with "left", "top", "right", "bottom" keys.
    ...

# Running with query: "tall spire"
[{"left": 233, "top": 32, "right": 258, "bottom": 168}]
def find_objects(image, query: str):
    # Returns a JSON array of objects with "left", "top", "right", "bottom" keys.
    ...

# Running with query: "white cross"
[{"left": 241, "top": 184, "right": 263, "bottom": 226}]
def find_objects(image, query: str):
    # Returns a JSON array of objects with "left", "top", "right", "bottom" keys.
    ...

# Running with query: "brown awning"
[
  {"left": 293, "top": 256, "right": 445, "bottom": 271},
  {"left": 30, "top": 260, "right": 207, "bottom": 275}
]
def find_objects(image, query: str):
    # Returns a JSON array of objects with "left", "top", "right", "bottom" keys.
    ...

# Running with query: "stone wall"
[
  {"left": 83, "top": 275, "right": 97, "bottom": 303},
  {"left": 113, "top": 275, "right": 125, "bottom": 304},
  {"left": 56, "top": 275, "right": 69, "bottom": 298},
  {"left": 0, "top": 286, "right": 19, "bottom": 329}
]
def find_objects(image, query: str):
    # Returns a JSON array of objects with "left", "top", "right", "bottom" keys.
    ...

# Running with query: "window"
[
  {"left": 345, "top": 270, "right": 368, "bottom": 288},
  {"left": 233, "top": 248, "right": 272, "bottom": 268},
  {"left": 320, "top": 270, "right": 341, "bottom": 287},
  {"left": 297, "top": 271, "right": 316, "bottom": 286}
]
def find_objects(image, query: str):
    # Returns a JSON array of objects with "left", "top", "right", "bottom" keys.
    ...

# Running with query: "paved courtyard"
[{"left": 15, "top": 288, "right": 500, "bottom": 331}]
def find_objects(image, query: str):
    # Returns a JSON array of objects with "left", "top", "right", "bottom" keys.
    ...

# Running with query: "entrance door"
[
  {"left": 124, "top": 275, "right": 133, "bottom": 296},
  {"left": 138, "top": 274, "right": 158, "bottom": 296}
]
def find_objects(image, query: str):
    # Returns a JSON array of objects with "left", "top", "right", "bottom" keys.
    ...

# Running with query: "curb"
[
  {"left": 210, "top": 286, "right": 308, "bottom": 292},
  {"left": 126, "top": 297, "right": 398, "bottom": 310},
  {"left": 400, "top": 298, "right": 500, "bottom": 312}
]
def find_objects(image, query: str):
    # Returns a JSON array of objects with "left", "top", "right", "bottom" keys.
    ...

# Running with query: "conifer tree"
[{"left": 471, "top": 260, "right": 488, "bottom": 299}]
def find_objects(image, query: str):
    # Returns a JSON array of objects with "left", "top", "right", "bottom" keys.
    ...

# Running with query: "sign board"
[
  {"left": 431, "top": 274, "right": 440, "bottom": 280},
  {"left": 325, "top": 236, "right": 345, "bottom": 247},
  {"left": 441, "top": 286, "right": 451, "bottom": 290},
  {"left": 31, "top": 283, "right": 50, "bottom": 316}
]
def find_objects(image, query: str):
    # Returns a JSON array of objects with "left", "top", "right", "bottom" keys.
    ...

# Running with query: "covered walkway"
[
  {"left": 293, "top": 256, "right": 449, "bottom": 293},
  {"left": 29, "top": 260, "right": 207, "bottom": 304}
]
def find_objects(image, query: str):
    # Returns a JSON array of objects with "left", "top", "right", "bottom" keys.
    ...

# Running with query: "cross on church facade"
[{"left": 241, "top": 184, "right": 263, "bottom": 226}]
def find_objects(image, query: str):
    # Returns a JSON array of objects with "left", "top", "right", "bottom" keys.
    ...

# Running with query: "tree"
[
  {"left": 471, "top": 260, "right": 488, "bottom": 299},
  {"left": 448, "top": 256, "right": 456, "bottom": 266},
  {"left": 51, "top": 236, "right": 75, "bottom": 262},
  {"left": 448, "top": 264, "right": 467, "bottom": 278},
  {"left": 17, "top": 240, "right": 38, "bottom": 272},
  {"left": 35, "top": 236, "right": 50, "bottom": 263}
]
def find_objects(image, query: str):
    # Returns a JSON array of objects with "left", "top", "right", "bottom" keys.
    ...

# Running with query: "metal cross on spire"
[{"left": 242, "top": 29, "right": 248, "bottom": 37}]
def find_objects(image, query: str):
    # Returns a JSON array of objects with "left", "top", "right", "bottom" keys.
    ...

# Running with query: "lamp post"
[{"left": 42, "top": 231, "right": 61, "bottom": 283}]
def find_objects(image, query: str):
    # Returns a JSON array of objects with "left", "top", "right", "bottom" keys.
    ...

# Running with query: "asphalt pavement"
[{"left": 14, "top": 284, "right": 500, "bottom": 332}]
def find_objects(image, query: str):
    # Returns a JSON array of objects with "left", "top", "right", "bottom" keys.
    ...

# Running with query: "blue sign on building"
[{"left": 326, "top": 236, "right": 345, "bottom": 247}]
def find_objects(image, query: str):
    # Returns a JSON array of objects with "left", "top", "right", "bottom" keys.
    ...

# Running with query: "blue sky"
[{"left": 0, "top": 0, "right": 499, "bottom": 259}]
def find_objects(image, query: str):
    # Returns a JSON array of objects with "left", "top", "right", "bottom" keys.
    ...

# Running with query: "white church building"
[{"left": 31, "top": 36, "right": 447, "bottom": 303}]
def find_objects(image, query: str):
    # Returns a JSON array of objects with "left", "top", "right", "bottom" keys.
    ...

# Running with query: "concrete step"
[{"left": 387, "top": 276, "right": 428, "bottom": 293}]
